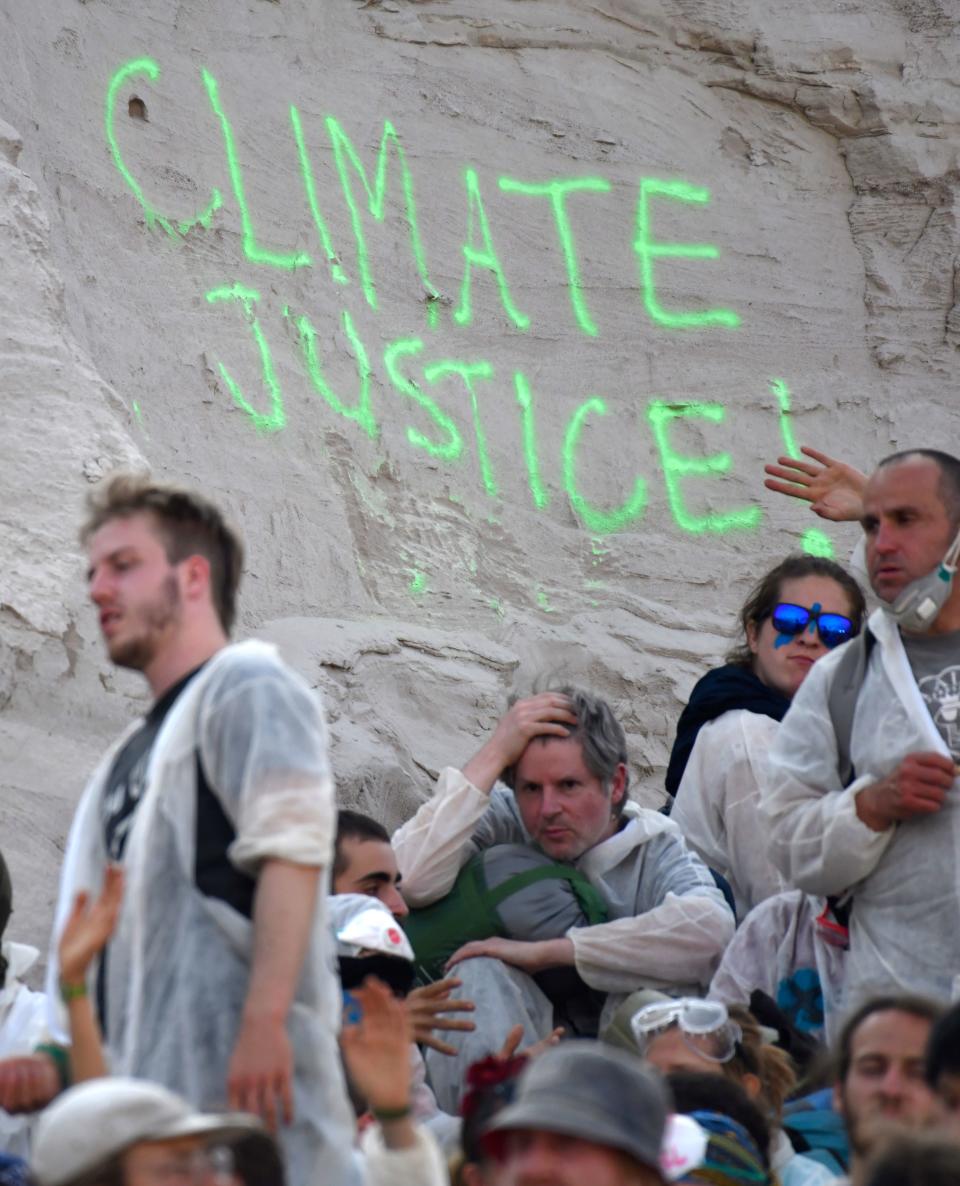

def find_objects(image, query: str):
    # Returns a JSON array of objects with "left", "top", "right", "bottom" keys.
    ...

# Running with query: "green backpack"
[{"left": 402, "top": 843, "right": 609, "bottom": 984}]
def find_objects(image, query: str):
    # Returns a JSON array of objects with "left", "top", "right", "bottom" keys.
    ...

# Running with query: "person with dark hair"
[
  {"left": 671, "top": 554, "right": 865, "bottom": 918},
  {"left": 924, "top": 999, "right": 960, "bottom": 1134},
  {"left": 334, "top": 813, "right": 401, "bottom": 909},
  {"left": 761, "top": 449, "right": 960, "bottom": 1005},
  {"left": 393, "top": 686, "right": 732, "bottom": 1111},
  {"left": 331, "top": 815, "right": 472, "bottom": 1150},
  {"left": 453, "top": 1055, "right": 527, "bottom": 1186},
  {"left": 666, "top": 1072, "right": 772, "bottom": 1169},
  {"left": 832, "top": 996, "right": 942, "bottom": 1186},
  {"left": 39, "top": 473, "right": 359, "bottom": 1186}
]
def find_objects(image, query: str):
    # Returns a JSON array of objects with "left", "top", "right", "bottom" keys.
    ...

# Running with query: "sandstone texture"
[{"left": 1, "top": 0, "right": 958, "bottom": 960}]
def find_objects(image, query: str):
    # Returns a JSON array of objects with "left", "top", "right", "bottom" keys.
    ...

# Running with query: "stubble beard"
[{"left": 108, "top": 574, "right": 182, "bottom": 672}]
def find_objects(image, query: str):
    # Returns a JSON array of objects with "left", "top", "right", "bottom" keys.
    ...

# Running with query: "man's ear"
[
  {"left": 832, "top": 1080, "right": 844, "bottom": 1118},
  {"left": 610, "top": 762, "right": 627, "bottom": 808},
  {"left": 180, "top": 553, "right": 211, "bottom": 604}
]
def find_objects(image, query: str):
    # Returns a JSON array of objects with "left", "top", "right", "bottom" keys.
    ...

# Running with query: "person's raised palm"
[
  {"left": 58, "top": 865, "right": 124, "bottom": 985},
  {"left": 764, "top": 446, "right": 867, "bottom": 522}
]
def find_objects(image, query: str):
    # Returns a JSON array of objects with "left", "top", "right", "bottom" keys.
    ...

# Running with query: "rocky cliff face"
[{"left": 1, "top": 0, "right": 957, "bottom": 955}]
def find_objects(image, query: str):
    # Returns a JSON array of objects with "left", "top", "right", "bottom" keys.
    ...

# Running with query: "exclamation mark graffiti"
[{"left": 771, "top": 378, "right": 834, "bottom": 559}]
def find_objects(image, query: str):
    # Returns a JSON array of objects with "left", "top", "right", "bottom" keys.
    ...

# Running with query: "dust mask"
[{"left": 882, "top": 526, "right": 960, "bottom": 632}]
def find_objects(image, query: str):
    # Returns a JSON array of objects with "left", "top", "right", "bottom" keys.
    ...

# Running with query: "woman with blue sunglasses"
[{"left": 669, "top": 556, "right": 866, "bottom": 920}]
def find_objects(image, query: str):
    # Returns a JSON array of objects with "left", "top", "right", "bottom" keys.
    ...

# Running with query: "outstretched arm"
[{"left": 764, "top": 446, "right": 868, "bottom": 522}]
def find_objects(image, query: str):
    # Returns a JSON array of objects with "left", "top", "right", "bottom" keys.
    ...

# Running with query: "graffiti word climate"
[{"left": 106, "top": 57, "right": 813, "bottom": 543}]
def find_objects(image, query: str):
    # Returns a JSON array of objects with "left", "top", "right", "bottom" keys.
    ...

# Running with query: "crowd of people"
[{"left": 1, "top": 444, "right": 960, "bottom": 1185}]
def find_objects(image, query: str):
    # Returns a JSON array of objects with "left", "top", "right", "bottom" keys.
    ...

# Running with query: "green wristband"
[
  {"left": 371, "top": 1104, "right": 412, "bottom": 1122},
  {"left": 59, "top": 980, "right": 88, "bottom": 1003},
  {"left": 35, "top": 1043, "right": 72, "bottom": 1091}
]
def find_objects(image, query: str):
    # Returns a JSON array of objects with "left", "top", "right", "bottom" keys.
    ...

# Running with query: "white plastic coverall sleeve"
[
  {"left": 196, "top": 665, "right": 336, "bottom": 873},
  {"left": 391, "top": 767, "right": 508, "bottom": 906},
  {"left": 395, "top": 768, "right": 733, "bottom": 993},
  {"left": 568, "top": 887, "right": 733, "bottom": 993},
  {"left": 671, "top": 710, "right": 786, "bottom": 920},
  {"left": 0, "top": 943, "right": 49, "bottom": 1158},
  {"left": 760, "top": 638, "right": 896, "bottom": 897},
  {"left": 359, "top": 1122, "right": 449, "bottom": 1186}
]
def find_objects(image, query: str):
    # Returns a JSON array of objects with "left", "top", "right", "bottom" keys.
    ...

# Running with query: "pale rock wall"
[{"left": 1, "top": 0, "right": 957, "bottom": 959}]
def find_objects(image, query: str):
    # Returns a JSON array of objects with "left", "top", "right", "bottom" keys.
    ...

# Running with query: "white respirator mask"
[{"left": 882, "top": 526, "right": 960, "bottom": 632}]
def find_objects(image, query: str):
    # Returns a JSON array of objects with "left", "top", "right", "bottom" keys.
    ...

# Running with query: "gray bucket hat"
[{"left": 484, "top": 1040, "right": 669, "bottom": 1176}]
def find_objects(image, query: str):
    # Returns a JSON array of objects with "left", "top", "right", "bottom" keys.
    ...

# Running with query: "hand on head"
[{"left": 463, "top": 693, "right": 578, "bottom": 793}]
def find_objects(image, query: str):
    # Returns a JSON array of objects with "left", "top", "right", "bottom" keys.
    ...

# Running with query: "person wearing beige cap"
[{"left": 29, "top": 1077, "right": 266, "bottom": 1186}]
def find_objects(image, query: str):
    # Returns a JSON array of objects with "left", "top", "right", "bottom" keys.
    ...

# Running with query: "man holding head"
[
  {"left": 762, "top": 450, "right": 960, "bottom": 1006},
  {"left": 393, "top": 687, "right": 732, "bottom": 1109},
  {"left": 45, "top": 474, "right": 358, "bottom": 1186}
]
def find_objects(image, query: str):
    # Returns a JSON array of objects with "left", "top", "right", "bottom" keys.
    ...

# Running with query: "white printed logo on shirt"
[{"left": 917, "top": 665, "right": 960, "bottom": 759}]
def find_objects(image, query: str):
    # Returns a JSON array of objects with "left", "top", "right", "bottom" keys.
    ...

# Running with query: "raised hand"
[
  {"left": 494, "top": 1023, "right": 564, "bottom": 1063},
  {"left": 405, "top": 978, "right": 476, "bottom": 1056},
  {"left": 58, "top": 865, "right": 124, "bottom": 986},
  {"left": 341, "top": 978, "right": 413, "bottom": 1117},
  {"left": 764, "top": 446, "right": 868, "bottom": 523}
]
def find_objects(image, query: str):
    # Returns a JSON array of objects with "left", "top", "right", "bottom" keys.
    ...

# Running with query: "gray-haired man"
[{"left": 393, "top": 687, "right": 732, "bottom": 1111}]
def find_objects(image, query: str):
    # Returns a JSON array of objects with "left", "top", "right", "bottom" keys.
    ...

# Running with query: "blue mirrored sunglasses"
[{"left": 771, "top": 602, "right": 855, "bottom": 649}]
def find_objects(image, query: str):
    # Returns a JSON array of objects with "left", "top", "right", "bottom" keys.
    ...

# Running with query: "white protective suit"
[
  {"left": 394, "top": 768, "right": 733, "bottom": 1108},
  {"left": 46, "top": 642, "right": 361, "bottom": 1186},
  {"left": 761, "top": 607, "right": 960, "bottom": 1005},
  {"left": 671, "top": 710, "right": 787, "bottom": 919},
  {"left": 708, "top": 890, "right": 847, "bottom": 1043},
  {"left": 771, "top": 1131, "right": 839, "bottom": 1186},
  {"left": 0, "top": 942, "right": 48, "bottom": 1158}
]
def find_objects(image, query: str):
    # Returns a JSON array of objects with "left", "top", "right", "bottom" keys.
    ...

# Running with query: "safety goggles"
[
  {"left": 140, "top": 1143, "right": 235, "bottom": 1185},
  {"left": 631, "top": 998, "right": 742, "bottom": 1064},
  {"left": 770, "top": 602, "right": 855, "bottom": 649}
]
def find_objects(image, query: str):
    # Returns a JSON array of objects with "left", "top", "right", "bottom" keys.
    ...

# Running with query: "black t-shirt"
[
  {"left": 102, "top": 671, "right": 198, "bottom": 861},
  {"left": 98, "top": 664, "right": 255, "bottom": 1025}
]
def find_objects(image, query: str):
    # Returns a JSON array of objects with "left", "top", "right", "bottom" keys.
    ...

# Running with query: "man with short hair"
[
  {"left": 762, "top": 450, "right": 960, "bottom": 1006},
  {"left": 393, "top": 687, "right": 732, "bottom": 1109},
  {"left": 331, "top": 810, "right": 472, "bottom": 1149},
  {"left": 833, "top": 996, "right": 942, "bottom": 1186},
  {"left": 45, "top": 474, "right": 359, "bottom": 1186},
  {"left": 334, "top": 811, "right": 409, "bottom": 920},
  {"left": 481, "top": 1041, "right": 669, "bottom": 1186}
]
